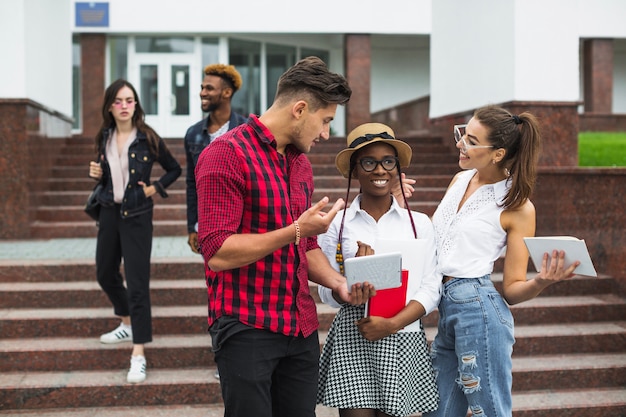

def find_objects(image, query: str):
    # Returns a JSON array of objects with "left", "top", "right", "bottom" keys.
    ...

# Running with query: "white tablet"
[{"left": 344, "top": 252, "right": 403, "bottom": 290}]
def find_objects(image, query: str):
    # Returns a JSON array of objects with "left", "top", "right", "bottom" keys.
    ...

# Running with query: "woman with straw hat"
[{"left": 317, "top": 123, "right": 441, "bottom": 417}]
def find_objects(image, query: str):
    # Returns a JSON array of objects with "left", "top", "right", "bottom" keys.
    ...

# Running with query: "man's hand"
[
  {"left": 297, "top": 197, "right": 345, "bottom": 238},
  {"left": 187, "top": 232, "right": 199, "bottom": 254}
]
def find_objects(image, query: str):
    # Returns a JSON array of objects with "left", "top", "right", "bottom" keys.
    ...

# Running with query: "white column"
[
  {"left": 429, "top": 0, "right": 579, "bottom": 118},
  {"left": 0, "top": 0, "right": 72, "bottom": 118}
]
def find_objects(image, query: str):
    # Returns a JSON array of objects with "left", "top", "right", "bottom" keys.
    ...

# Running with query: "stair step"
[
  {"left": 511, "top": 353, "right": 626, "bottom": 390},
  {"left": 1, "top": 366, "right": 623, "bottom": 414},
  {"left": 0, "top": 368, "right": 221, "bottom": 409},
  {"left": 0, "top": 404, "right": 342, "bottom": 417},
  {"left": 0, "top": 279, "right": 207, "bottom": 308},
  {"left": 0, "top": 256, "right": 204, "bottom": 283},
  {"left": 0, "top": 334, "right": 215, "bottom": 372},
  {"left": 29, "top": 220, "right": 188, "bottom": 239},
  {"left": 0, "top": 280, "right": 323, "bottom": 308},
  {"left": 35, "top": 204, "right": 188, "bottom": 222},
  {"left": 512, "top": 387, "right": 626, "bottom": 417},
  {"left": 34, "top": 190, "right": 188, "bottom": 206}
]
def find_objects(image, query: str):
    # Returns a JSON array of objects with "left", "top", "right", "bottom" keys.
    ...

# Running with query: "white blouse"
[
  {"left": 318, "top": 194, "right": 442, "bottom": 333},
  {"left": 432, "top": 169, "right": 510, "bottom": 279}
]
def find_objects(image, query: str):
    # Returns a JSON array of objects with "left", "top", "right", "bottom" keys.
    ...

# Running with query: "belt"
[{"left": 442, "top": 276, "right": 454, "bottom": 283}]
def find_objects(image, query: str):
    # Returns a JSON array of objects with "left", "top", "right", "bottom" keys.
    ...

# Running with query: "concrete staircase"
[{"left": 2, "top": 134, "right": 625, "bottom": 416}]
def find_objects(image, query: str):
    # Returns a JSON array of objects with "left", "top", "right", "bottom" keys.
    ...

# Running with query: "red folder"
[{"left": 366, "top": 269, "right": 408, "bottom": 318}]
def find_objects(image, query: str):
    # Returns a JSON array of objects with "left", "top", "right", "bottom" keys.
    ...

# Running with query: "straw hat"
[{"left": 335, "top": 123, "right": 412, "bottom": 178}]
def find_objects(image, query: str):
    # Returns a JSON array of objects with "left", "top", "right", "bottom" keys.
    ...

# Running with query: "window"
[
  {"left": 266, "top": 43, "right": 296, "bottom": 107},
  {"left": 109, "top": 36, "right": 128, "bottom": 81},
  {"left": 135, "top": 37, "right": 194, "bottom": 53},
  {"left": 229, "top": 39, "right": 261, "bottom": 116}
]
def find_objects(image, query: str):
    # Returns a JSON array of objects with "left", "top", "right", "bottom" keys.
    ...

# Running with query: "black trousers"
[
  {"left": 96, "top": 204, "right": 153, "bottom": 344},
  {"left": 215, "top": 328, "right": 319, "bottom": 417}
]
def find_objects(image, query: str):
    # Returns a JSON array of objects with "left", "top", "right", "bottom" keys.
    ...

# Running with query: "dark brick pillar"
[
  {"left": 344, "top": 34, "right": 371, "bottom": 132},
  {"left": 504, "top": 101, "right": 580, "bottom": 167},
  {"left": 81, "top": 34, "right": 107, "bottom": 140},
  {"left": 583, "top": 39, "right": 613, "bottom": 114}
]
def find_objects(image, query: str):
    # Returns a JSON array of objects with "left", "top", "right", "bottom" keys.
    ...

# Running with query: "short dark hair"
[
  {"left": 203, "top": 63, "right": 243, "bottom": 92},
  {"left": 274, "top": 56, "right": 351, "bottom": 110}
]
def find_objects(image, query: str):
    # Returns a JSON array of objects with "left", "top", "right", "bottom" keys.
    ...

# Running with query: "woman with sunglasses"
[
  {"left": 425, "top": 105, "right": 579, "bottom": 417},
  {"left": 87, "top": 79, "right": 181, "bottom": 384},
  {"left": 317, "top": 123, "right": 440, "bottom": 417}
]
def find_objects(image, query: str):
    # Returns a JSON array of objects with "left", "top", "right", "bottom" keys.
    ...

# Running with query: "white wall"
[
  {"left": 0, "top": 2, "right": 27, "bottom": 97},
  {"left": 578, "top": 0, "right": 626, "bottom": 38},
  {"left": 25, "top": 0, "right": 73, "bottom": 117},
  {"left": 0, "top": 0, "right": 72, "bottom": 119},
  {"left": 75, "top": 0, "right": 432, "bottom": 35},
  {"left": 430, "top": 0, "right": 589, "bottom": 118},
  {"left": 513, "top": 0, "right": 580, "bottom": 102},
  {"left": 430, "top": 0, "right": 516, "bottom": 118}
]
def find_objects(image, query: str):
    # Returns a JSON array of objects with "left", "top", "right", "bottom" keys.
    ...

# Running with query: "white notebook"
[
  {"left": 523, "top": 236, "right": 597, "bottom": 277},
  {"left": 344, "top": 252, "right": 403, "bottom": 290}
]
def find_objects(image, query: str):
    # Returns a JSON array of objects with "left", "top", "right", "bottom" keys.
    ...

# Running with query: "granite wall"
[
  {"left": 533, "top": 168, "right": 626, "bottom": 284},
  {"left": 0, "top": 100, "right": 72, "bottom": 239}
]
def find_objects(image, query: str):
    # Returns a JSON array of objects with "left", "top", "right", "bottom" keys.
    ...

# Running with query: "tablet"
[{"left": 344, "top": 252, "right": 403, "bottom": 290}]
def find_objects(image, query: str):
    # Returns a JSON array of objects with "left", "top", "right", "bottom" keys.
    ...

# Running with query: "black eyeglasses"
[{"left": 358, "top": 157, "right": 398, "bottom": 172}]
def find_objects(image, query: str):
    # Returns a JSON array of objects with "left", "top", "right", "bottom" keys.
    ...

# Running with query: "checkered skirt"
[{"left": 317, "top": 305, "right": 439, "bottom": 416}]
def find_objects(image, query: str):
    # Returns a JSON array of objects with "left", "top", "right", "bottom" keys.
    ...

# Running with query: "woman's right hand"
[{"left": 89, "top": 161, "right": 102, "bottom": 180}]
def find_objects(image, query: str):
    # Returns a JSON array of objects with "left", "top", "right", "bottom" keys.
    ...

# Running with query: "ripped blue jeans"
[{"left": 424, "top": 276, "right": 515, "bottom": 417}]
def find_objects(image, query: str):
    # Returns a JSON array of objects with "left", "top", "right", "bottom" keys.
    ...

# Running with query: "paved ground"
[{"left": 0, "top": 236, "right": 192, "bottom": 262}]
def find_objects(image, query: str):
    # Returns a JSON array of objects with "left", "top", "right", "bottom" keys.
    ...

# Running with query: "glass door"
[{"left": 132, "top": 54, "right": 201, "bottom": 137}]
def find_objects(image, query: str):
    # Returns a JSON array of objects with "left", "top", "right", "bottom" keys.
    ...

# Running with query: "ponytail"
[{"left": 473, "top": 105, "right": 541, "bottom": 210}]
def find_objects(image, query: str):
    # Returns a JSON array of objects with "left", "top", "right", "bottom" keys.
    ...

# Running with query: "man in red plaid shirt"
[{"left": 196, "top": 56, "right": 362, "bottom": 417}]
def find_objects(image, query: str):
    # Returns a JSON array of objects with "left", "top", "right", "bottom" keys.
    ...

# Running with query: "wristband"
[{"left": 293, "top": 220, "right": 301, "bottom": 246}]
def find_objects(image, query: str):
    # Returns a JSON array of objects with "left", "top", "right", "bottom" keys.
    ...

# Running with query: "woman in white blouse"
[
  {"left": 317, "top": 123, "right": 441, "bottom": 417},
  {"left": 425, "top": 106, "right": 579, "bottom": 417}
]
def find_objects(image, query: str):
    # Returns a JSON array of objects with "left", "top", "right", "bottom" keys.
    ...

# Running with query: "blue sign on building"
[{"left": 75, "top": 2, "right": 109, "bottom": 27}]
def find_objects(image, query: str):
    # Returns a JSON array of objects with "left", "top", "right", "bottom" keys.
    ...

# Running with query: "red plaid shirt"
[{"left": 196, "top": 115, "right": 319, "bottom": 337}]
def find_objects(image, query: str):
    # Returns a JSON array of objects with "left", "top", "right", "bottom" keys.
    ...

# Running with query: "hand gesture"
[{"left": 296, "top": 197, "right": 344, "bottom": 238}]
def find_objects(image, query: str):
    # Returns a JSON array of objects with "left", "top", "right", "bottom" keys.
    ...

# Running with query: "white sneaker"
[
  {"left": 127, "top": 355, "right": 147, "bottom": 383},
  {"left": 100, "top": 323, "right": 132, "bottom": 344}
]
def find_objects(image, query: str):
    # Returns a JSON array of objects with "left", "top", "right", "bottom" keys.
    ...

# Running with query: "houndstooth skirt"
[{"left": 317, "top": 304, "right": 439, "bottom": 417}]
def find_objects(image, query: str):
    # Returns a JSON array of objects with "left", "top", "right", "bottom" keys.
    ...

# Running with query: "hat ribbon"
[{"left": 349, "top": 132, "right": 394, "bottom": 148}]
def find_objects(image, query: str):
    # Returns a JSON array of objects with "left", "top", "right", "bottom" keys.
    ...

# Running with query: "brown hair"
[
  {"left": 203, "top": 63, "right": 243, "bottom": 92},
  {"left": 273, "top": 56, "right": 352, "bottom": 111},
  {"left": 474, "top": 105, "right": 541, "bottom": 210},
  {"left": 94, "top": 79, "right": 162, "bottom": 156}
]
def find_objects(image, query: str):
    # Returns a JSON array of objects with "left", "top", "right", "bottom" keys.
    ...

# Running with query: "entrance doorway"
[{"left": 131, "top": 54, "right": 201, "bottom": 137}]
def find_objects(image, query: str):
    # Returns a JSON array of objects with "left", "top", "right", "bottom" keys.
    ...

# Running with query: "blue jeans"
[{"left": 425, "top": 276, "right": 515, "bottom": 417}]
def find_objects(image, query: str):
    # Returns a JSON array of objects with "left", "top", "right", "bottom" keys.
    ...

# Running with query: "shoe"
[
  {"left": 100, "top": 323, "right": 132, "bottom": 344},
  {"left": 127, "top": 355, "right": 147, "bottom": 383}
]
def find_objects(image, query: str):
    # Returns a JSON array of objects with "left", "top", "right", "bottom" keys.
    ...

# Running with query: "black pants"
[
  {"left": 216, "top": 328, "right": 319, "bottom": 417},
  {"left": 96, "top": 204, "right": 153, "bottom": 344}
]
